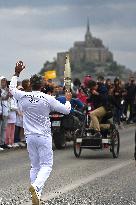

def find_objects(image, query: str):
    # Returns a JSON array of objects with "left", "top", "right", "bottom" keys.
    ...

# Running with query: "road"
[{"left": 0, "top": 125, "right": 135, "bottom": 205}]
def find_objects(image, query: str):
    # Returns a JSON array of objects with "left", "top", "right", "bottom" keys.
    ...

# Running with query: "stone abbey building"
[{"left": 56, "top": 20, "right": 113, "bottom": 76}]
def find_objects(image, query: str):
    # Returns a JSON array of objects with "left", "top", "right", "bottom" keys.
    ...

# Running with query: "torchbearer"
[{"left": 9, "top": 61, "right": 71, "bottom": 205}]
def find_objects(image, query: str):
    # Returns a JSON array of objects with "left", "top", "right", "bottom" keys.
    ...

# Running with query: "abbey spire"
[
  {"left": 87, "top": 17, "right": 90, "bottom": 34},
  {"left": 85, "top": 18, "right": 93, "bottom": 46},
  {"left": 57, "top": 19, "right": 113, "bottom": 76}
]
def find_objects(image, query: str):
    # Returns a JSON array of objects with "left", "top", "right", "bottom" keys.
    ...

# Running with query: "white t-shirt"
[
  {"left": 7, "top": 97, "right": 18, "bottom": 124},
  {"left": 8, "top": 111, "right": 16, "bottom": 124},
  {"left": 16, "top": 101, "right": 23, "bottom": 127},
  {"left": 1, "top": 88, "right": 9, "bottom": 117},
  {"left": 9, "top": 76, "right": 71, "bottom": 136}
]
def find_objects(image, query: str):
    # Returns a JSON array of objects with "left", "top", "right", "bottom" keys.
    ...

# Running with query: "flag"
[{"left": 44, "top": 70, "right": 56, "bottom": 79}]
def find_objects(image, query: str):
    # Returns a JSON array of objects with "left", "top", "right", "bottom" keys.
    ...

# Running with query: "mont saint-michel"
[
  {"left": 42, "top": 20, "right": 132, "bottom": 79},
  {"left": 57, "top": 20, "right": 113, "bottom": 76}
]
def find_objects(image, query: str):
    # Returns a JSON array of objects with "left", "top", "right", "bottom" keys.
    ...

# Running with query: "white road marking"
[{"left": 23, "top": 159, "right": 133, "bottom": 205}]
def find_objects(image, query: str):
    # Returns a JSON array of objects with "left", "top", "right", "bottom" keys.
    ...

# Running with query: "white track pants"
[{"left": 26, "top": 134, "right": 53, "bottom": 194}]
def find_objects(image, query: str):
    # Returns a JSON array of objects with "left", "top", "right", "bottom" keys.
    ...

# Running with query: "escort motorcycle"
[{"left": 50, "top": 110, "right": 84, "bottom": 149}]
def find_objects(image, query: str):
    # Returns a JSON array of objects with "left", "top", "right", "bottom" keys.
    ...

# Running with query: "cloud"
[
  {"left": 114, "top": 51, "right": 136, "bottom": 70},
  {"left": 0, "top": 0, "right": 136, "bottom": 80},
  {"left": 93, "top": 27, "right": 136, "bottom": 51},
  {"left": 0, "top": 0, "right": 102, "bottom": 8}
]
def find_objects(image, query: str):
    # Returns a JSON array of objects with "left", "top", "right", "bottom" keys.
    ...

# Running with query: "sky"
[{"left": 0, "top": 0, "right": 136, "bottom": 79}]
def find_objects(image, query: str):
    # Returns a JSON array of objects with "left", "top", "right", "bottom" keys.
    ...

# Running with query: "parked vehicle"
[{"left": 50, "top": 111, "right": 82, "bottom": 149}]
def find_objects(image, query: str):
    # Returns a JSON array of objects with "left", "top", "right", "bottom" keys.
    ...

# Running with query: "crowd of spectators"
[
  {"left": 0, "top": 76, "right": 65, "bottom": 151},
  {"left": 0, "top": 74, "right": 136, "bottom": 151},
  {"left": 77, "top": 75, "right": 136, "bottom": 127}
]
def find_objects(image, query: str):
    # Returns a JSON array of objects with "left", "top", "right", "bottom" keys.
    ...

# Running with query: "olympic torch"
[{"left": 64, "top": 54, "right": 71, "bottom": 92}]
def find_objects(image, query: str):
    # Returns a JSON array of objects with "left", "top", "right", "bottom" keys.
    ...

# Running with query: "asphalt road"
[{"left": 0, "top": 125, "right": 135, "bottom": 205}]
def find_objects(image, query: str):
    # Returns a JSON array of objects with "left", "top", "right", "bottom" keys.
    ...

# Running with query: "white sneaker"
[
  {"left": 7, "top": 144, "right": 12, "bottom": 148},
  {"left": 0, "top": 147, "right": 4, "bottom": 151},
  {"left": 12, "top": 143, "right": 20, "bottom": 148},
  {"left": 29, "top": 185, "right": 41, "bottom": 205}
]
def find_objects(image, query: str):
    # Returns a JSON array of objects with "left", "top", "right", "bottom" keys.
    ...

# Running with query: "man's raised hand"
[{"left": 15, "top": 61, "right": 25, "bottom": 76}]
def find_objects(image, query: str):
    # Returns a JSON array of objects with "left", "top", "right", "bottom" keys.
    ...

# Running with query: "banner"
[{"left": 44, "top": 70, "right": 56, "bottom": 79}]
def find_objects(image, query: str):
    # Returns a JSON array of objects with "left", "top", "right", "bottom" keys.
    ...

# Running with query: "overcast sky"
[{"left": 0, "top": 0, "right": 136, "bottom": 79}]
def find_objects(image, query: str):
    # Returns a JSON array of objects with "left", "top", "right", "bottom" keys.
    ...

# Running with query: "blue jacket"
[{"left": 56, "top": 96, "right": 84, "bottom": 113}]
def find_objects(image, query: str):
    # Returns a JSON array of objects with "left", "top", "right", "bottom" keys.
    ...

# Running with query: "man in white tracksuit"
[{"left": 9, "top": 61, "right": 71, "bottom": 205}]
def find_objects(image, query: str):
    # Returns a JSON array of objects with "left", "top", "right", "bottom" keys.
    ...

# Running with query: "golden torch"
[{"left": 64, "top": 54, "right": 71, "bottom": 92}]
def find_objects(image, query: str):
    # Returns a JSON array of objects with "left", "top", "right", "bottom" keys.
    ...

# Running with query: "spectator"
[
  {"left": 5, "top": 93, "right": 18, "bottom": 148},
  {"left": 105, "top": 78, "right": 112, "bottom": 91},
  {"left": 72, "top": 78, "right": 81, "bottom": 95},
  {"left": 124, "top": 77, "right": 136, "bottom": 123},
  {"left": 97, "top": 75, "right": 108, "bottom": 94},
  {"left": 53, "top": 85, "right": 65, "bottom": 97},
  {"left": 0, "top": 91, "right": 3, "bottom": 151},
  {"left": 112, "top": 78, "right": 123, "bottom": 128},
  {"left": 0, "top": 76, "right": 9, "bottom": 150},
  {"left": 22, "top": 79, "right": 31, "bottom": 92},
  {"left": 77, "top": 75, "right": 92, "bottom": 105},
  {"left": 14, "top": 85, "right": 25, "bottom": 148},
  {"left": 41, "top": 85, "right": 54, "bottom": 95}
]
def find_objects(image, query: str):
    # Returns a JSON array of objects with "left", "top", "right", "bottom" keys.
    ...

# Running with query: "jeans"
[
  {"left": 124, "top": 100, "right": 135, "bottom": 121},
  {"left": 0, "top": 117, "right": 8, "bottom": 145},
  {"left": 14, "top": 126, "right": 21, "bottom": 143},
  {"left": 113, "top": 107, "right": 121, "bottom": 125}
]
